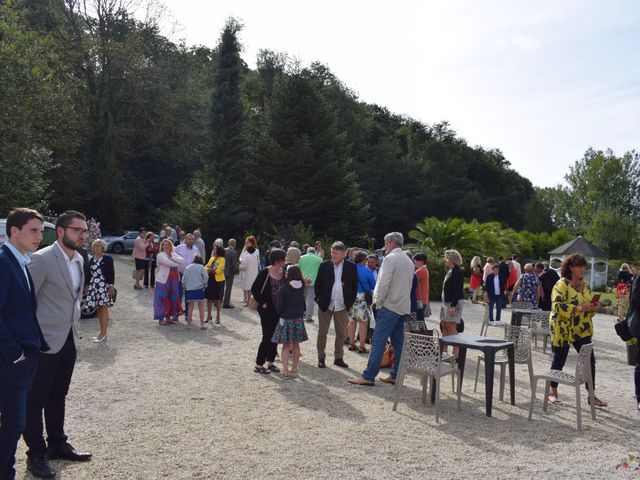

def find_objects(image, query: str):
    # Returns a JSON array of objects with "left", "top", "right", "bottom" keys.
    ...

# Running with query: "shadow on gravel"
[
  {"left": 264, "top": 374, "right": 367, "bottom": 423},
  {"left": 156, "top": 324, "right": 223, "bottom": 347},
  {"left": 77, "top": 343, "right": 118, "bottom": 371}
]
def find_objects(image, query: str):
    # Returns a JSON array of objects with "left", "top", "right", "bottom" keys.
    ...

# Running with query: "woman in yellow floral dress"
[{"left": 549, "top": 253, "right": 607, "bottom": 407}]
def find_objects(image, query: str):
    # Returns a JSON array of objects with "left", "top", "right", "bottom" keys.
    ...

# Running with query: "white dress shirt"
[
  {"left": 493, "top": 275, "right": 501, "bottom": 295},
  {"left": 329, "top": 261, "right": 346, "bottom": 311},
  {"left": 54, "top": 241, "right": 83, "bottom": 293},
  {"left": 4, "top": 241, "right": 31, "bottom": 289}
]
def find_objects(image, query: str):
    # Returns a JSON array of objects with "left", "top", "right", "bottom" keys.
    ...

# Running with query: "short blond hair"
[
  {"left": 92, "top": 239, "right": 107, "bottom": 253},
  {"left": 444, "top": 249, "right": 463, "bottom": 266},
  {"left": 285, "top": 247, "right": 301, "bottom": 265}
]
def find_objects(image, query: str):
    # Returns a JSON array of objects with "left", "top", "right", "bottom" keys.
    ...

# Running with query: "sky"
[{"left": 156, "top": 0, "right": 640, "bottom": 188}]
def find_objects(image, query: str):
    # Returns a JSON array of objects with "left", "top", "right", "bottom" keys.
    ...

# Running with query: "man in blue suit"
[
  {"left": 0, "top": 208, "right": 50, "bottom": 480},
  {"left": 483, "top": 263, "right": 506, "bottom": 322}
]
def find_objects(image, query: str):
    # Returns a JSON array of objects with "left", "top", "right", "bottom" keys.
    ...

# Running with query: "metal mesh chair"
[
  {"left": 392, "top": 332, "right": 461, "bottom": 422},
  {"left": 474, "top": 325, "right": 534, "bottom": 401},
  {"left": 530, "top": 310, "right": 551, "bottom": 353},
  {"left": 479, "top": 305, "right": 507, "bottom": 337},
  {"left": 511, "top": 301, "right": 535, "bottom": 310},
  {"left": 528, "top": 343, "right": 596, "bottom": 430}
]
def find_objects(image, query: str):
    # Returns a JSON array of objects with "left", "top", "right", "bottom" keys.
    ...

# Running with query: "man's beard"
[{"left": 62, "top": 233, "right": 82, "bottom": 251}]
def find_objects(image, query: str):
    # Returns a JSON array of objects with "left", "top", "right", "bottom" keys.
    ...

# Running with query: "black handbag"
[
  {"left": 364, "top": 292, "right": 373, "bottom": 306},
  {"left": 456, "top": 318, "right": 465, "bottom": 333},
  {"left": 615, "top": 319, "right": 632, "bottom": 342}
]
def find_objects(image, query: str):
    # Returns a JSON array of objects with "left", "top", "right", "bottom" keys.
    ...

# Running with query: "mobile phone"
[{"left": 590, "top": 294, "right": 601, "bottom": 305}]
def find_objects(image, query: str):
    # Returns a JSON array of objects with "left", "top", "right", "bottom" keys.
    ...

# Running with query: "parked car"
[
  {"left": 0, "top": 218, "right": 56, "bottom": 249},
  {"left": 102, "top": 231, "right": 139, "bottom": 254}
]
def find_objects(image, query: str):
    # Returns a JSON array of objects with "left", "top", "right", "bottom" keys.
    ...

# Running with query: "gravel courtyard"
[{"left": 14, "top": 256, "right": 639, "bottom": 479}]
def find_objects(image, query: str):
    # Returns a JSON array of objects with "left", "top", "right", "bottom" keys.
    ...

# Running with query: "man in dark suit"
[
  {"left": 314, "top": 242, "right": 358, "bottom": 368},
  {"left": 0, "top": 208, "right": 50, "bottom": 480},
  {"left": 23, "top": 211, "right": 92, "bottom": 479},
  {"left": 222, "top": 239, "right": 237, "bottom": 308},
  {"left": 483, "top": 264, "right": 506, "bottom": 322},
  {"left": 536, "top": 262, "right": 560, "bottom": 311}
]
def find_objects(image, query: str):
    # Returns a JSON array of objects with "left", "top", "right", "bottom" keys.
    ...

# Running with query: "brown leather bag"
[
  {"left": 248, "top": 273, "right": 269, "bottom": 311},
  {"left": 380, "top": 342, "right": 394, "bottom": 368}
]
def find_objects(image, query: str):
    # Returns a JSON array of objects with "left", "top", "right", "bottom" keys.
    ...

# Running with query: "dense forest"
[{"left": 3, "top": 0, "right": 638, "bottom": 259}]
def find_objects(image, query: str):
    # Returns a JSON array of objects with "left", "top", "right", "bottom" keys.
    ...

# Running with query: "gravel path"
[{"left": 15, "top": 256, "right": 639, "bottom": 479}]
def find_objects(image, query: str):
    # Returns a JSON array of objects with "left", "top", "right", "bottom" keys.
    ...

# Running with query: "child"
[
  {"left": 272, "top": 265, "right": 308, "bottom": 378},
  {"left": 182, "top": 256, "right": 209, "bottom": 329}
]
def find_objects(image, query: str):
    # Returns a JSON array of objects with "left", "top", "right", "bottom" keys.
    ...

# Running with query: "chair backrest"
[
  {"left": 575, "top": 343, "right": 594, "bottom": 385},
  {"left": 403, "top": 332, "right": 441, "bottom": 374},
  {"left": 530, "top": 310, "right": 550, "bottom": 330},
  {"left": 512, "top": 301, "right": 535, "bottom": 310},
  {"left": 505, "top": 324, "right": 532, "bottom": 362},
  {"left": 407, "top": 314, "right": 432, "bottom": 336}
]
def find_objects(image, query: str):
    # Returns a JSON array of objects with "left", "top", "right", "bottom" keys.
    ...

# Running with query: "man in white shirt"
[
  {"left": 314, "top": 242, "right": 358, "bottom": 368},
  {"left": 349, "top": 232, "right": 414, "bottom": 386},
  {"left": 24, "top": 211, "right": 92, "bottom": 478},
  {"left": 512, "top": 254, "right": 522, "bottom": 278},
  {"left": 175, "top": 234, "right": 197, "bottom": 317}
]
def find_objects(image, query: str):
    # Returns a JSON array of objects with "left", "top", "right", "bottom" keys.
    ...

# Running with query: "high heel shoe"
[{"left": 92, "top": 335, "right": 107, "bottom": 343}]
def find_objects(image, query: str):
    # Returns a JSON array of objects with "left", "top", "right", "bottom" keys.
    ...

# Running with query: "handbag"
[
  {"left": 248, "top": 272, "right": 270, "bottom": 311},
  {"left": 109, "top": 287, "right": 118, "bottom": 304},
  {"left": 364, "top": 292, "right": 373, "bottom": 306},
  {"left": 615, "top": 318, "right": 632, "bottom": 342},
  {"left": 456, "top": 318, "right": 465, "bottom": 333},
  {"left": 626, "top": 304, "right": 640, "bottom": 337},
  {"left": 380, "top": 342, "right": 394, "bottom": 368}
]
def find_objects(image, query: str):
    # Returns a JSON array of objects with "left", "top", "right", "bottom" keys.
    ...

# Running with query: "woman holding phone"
[{"left": 548, "top": 253, "right": 607, "bottom": 407}]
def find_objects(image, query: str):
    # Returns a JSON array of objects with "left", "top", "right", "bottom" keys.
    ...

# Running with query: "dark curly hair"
[{"left": 560, "top": 253, "right": 588, "bottom": 280}]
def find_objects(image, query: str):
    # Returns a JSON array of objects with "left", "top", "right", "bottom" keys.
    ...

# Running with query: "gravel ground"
[{"left": 14, "top": 256, "right": 640, "bottom": 479}]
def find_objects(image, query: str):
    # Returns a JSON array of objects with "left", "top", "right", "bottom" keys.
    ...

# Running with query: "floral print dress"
[{"left": 86, "top": 257, "right": 114, "bottom": 308}]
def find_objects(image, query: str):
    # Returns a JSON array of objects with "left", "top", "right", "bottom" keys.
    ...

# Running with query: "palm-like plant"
[{"left": 409, "top": 217, "right": 481, "bottom": 261}]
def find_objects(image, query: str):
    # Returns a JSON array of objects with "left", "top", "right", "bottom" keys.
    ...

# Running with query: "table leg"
[
  {"left": 457, "top": 347, "right": 467, "bottom": 384},
  {"left": 483, "top": 349, "right": 495, "bottom": 416},
  {"left": 507, "top": 345, "right": 515, "bottom": 405}
]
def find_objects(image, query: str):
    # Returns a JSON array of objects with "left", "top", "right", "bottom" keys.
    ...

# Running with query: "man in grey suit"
[
  {"left": 222, "top": 239, "right": 237, "bottom": 309},
  {"left": 23, "top": 211, "right": 92, "bottom": 479}
]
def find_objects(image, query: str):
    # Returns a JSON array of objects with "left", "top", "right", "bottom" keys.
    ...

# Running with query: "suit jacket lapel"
[{"left": 53, "top": 245, "right": 77, "bottom": 298}]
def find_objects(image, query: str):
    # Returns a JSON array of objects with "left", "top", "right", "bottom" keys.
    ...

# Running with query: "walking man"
[
  {"left": 314, "top": 242, "right": 358, "bottom": 369},
  {"left": 23, "top": 211, "right": 92, "bottom": 478},
  {"left": 223, "top": 239, "right": 237, "bottom": 309},
  {"left": 349, "top": 232, "right": 414, "bottom": 386},
  {"left": 299, "top": 247, "right": 322, "bottom": 322},
  {"left": 132, "top": 227, "right": 146, "bottom": 290},
  {"left": 175, "top": 234, "right": 198, "bottom": 317},
  {"left": 0, "top": 208, "right": 50, "bottom": 480}
]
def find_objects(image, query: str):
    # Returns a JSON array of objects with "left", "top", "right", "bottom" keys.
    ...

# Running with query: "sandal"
[
  {"left": 348, "top": 344, "right": 358, "bottom": 351},
  {"left": 357, "top": 346, "right": 369, "bottom": 354},
  {"left": 267, "top": 364, "right": 280, "bottom": 373},
  {"left": 254, "top": 366, "right": 271, "bottom": 375}
]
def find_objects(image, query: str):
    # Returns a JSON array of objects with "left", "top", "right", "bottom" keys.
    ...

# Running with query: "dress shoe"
[
  {"left": 379, "top": 375, "right": 395, "bottom": 385},
  {"left": 27, "top": 456, "right": 56, "bottom": 478},
  {"left": 47, "top": 443, "right": 92, "bottom": 462},
  {"left": 317, "top": 359, "right": 326, "bottom": 368},
  {"left": 222, "top": 304, "right": 235, "bottom": 309},
  {"left": 348, "top": 376, "right": 374, "bottom": 386},
  {"left": 333, "top": 358, "right": 349, "bottom": 368}
]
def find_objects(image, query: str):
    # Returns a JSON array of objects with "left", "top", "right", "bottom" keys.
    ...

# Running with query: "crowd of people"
[{"left": 2, "top": 208, "right": 640, "bottom": 479}]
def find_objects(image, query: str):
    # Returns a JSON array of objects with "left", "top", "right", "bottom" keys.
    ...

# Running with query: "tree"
[{"left": 0, "top": 2, "right": 76, "bottom": 214}]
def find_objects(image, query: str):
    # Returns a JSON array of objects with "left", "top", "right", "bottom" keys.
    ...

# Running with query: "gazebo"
[{"left": 548, "top": 236, "right": 609, "bottom": 288}]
